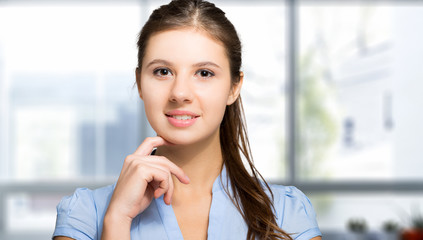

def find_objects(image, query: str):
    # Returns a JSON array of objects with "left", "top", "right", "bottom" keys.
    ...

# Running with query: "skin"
[{"left": 54, "top": 28, "right": 322, "bottom": 240}]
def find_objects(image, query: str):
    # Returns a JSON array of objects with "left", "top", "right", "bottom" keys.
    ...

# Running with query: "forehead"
[{"left": 142, "top": 28, "right": 229, "bottom": 68}]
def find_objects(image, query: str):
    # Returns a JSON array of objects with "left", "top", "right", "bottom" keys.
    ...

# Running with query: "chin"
[
  {"left": 165, "top": 138, "right": 193, "bottom": 146},
  {"left": 152, "top": 120, "right": 220, "bottom": 146},
  {"left": 156, "top": 129, "right": 216, "bottom": 147},
  {"left": 154, "top": 130, "right": 195, "bottom": 146}
]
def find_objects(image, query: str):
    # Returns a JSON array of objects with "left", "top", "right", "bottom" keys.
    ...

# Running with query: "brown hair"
[{"left": 136, "top": 0, "right": 292, "bottom": 239}]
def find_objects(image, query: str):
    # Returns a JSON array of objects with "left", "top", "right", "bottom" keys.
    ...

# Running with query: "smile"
[
  {"left": 169, "top": 115, "right": 195, "bottom": 120},
  {"left": 165, "top": 110, "right": 200, "bottom": 128}
]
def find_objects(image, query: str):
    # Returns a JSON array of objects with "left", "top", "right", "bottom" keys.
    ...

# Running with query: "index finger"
[
  {"left": 148, "top": 156, "right": 190, "bottom": 184},
  {"left": 133, "top": 136, "right": 172, "bottom": 156}
]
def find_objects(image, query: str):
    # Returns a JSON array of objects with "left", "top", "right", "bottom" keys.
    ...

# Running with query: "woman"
[{"left": 53, "top": 0, "right": 322, "bottom": 239}]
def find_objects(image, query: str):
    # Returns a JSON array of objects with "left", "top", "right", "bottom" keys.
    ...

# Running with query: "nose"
[{"left": 169, "top": 74, "right": 194, "bottom": 103}]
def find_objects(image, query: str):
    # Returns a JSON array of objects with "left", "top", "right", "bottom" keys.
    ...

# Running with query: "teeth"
[{"left": 173, "top": 115, "right": 193, "bottom": 120}]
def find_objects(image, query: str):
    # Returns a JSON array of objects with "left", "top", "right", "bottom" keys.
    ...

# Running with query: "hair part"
[{"left": 136, "top": 1, "right": 292, "bottom": 239}]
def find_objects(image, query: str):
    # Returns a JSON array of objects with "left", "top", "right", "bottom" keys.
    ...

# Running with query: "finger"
[
  {"left": 141, "top": 162, "right": 174, "bottom": 205},
  {"left": 163, "top": 173, "right": 174, "bottom": 205},
  {"left": 133, "top": 136, "right": 172, "bottom": 156},
  {"left": 147, "top": 156, "right": 190, "bottom": 184},
  {"left": 153, "top": 173, "right": 170, "bottom": 200},
  {"left": 145, "top": 168, "right": 169, "bottom": 198}
]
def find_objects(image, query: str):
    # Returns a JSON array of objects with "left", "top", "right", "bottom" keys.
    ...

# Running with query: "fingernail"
[{"left": 185, "top": 175, "right": 190, "bottom": 181}]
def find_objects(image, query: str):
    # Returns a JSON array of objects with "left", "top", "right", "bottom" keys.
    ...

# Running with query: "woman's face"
[{"left": 138, "top": 28, "right": 242, "bottom": 145}]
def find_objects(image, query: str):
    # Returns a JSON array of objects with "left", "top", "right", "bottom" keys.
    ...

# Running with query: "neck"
[{"left": 155, "top": 131, "right": 223, "bottom": 195}]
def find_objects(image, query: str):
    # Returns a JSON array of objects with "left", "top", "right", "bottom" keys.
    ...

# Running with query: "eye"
[
  {"left": 196, "top": 69, "right": 215, "bottom": 78},
  {"left": 153, "top": 68, "right": 172, "bottom": 77}
]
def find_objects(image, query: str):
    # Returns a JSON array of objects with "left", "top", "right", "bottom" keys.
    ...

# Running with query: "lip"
[{"left": 165, "top": 110, "right": 200, "bottom": 128}]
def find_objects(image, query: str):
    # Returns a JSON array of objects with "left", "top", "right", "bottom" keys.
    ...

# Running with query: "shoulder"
[
  {"left": 53, "top": 184, "right": 115, "bottom": 240},
  {"left": 269, "top": 184, "right": 322, "bottom": 240},
  {"left": 55, "top": 185, "right": 114, "bottom": 216}
]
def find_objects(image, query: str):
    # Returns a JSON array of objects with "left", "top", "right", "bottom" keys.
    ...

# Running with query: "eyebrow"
[
  {"left": 146, "top": 59, "right": 173, "bottom": 68},
  {"left": 146, "top": 59, "right": 221, "bottom": 69},
  {"left": 192, "top": 61, "right": 221, "bottom": 69}
]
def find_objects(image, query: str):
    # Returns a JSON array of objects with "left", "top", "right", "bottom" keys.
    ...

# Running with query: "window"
[
  {"left": 222, "top": 2, "right": 287, "bottom": 180},
  {"left": 0, "top": 2, "right": 143, "bottom": 238},
  {"left": 0, "top": 3, "right": 142, "bottom": 180},
  {"left": 295, "top": 1, "right": 423, "bottom": 237},
  {"left": 297, "top": 3, "right": 423, "bottom": 181}
]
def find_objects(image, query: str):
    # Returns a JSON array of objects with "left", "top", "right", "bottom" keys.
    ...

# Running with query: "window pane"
[
  {"left": 208, "top": 2, "right": 287, "bottom": 180},
  {"left": 297, "top": 3, "right": 423, "bottom": 180},
  {"left": 5, "top": 193, "right": 62, "bottom": 234},
  {"left": 224, "top": 3, "right": 287, "bottom": 180},
  {"left": 0, "top": 3, "right": 142, "bottom": 180}
]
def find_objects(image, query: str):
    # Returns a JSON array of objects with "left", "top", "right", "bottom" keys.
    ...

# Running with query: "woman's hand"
[{"left": 102, "top": 136, "right": 190, "bottom": 240}]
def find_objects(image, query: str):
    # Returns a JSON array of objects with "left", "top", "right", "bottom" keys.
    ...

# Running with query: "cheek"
[
  {"left": 142, "top": 96, "right": 157, "bottom": 125},
  {"left": 141, "top": 78, "right": 165, "bottom": 101},
  {"left": 198, "top": 84, "right": 231, "bottom": 120},
  {"left": 143, "top": 95, "right": 166, "bottom": 135},
  {"left": 140, "top": 81, "right": 165, "bottom": 122}
]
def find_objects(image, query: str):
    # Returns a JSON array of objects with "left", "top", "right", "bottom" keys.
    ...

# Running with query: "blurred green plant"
[
  {"left": 400, "top": 204, "right": 423, "bottom": 230},
  {"left": 410, "top": 213, "right": 423, "bottom": 230},
  {"left": 382, "top": 220, "right": 400, "bottom": 232},
  {"left": 347, "top": 218, "right": 368, "bottom": 233},
  {"left": 297, "top": 48, "right": 339, "bottom": 179}
]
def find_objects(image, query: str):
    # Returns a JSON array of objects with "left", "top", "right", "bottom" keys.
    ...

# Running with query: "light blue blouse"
[{"left": 53, "top": 168, "right": 321, "bottom": 240}]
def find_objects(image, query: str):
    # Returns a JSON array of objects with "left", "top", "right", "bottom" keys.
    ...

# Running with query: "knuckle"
[
  {"left": 160, "top": 171, "right": 170, "bottom": 182},
  {"left": 124, "top": 155, "right": 137, "bottom": 165},
  {"left": 157, "top": 169, "right": 167, "bottom": 178},
  {"left": 135, "top": 162, "right": 145, "bottom": 171},
  {"left": 144, "top": 137, "right": 155, "bottom": 144},
  {"left": 124, "top": 155, "right": 133, "bottom": 162},
  {"left": 156, "top": 156, "right": 167, "bottom": 163},
  {"left": 144, "top": 137, "right": 157, "bottom": 149},
  {"left": 135, "top": 164, "right": 149, "bottom": 179}
]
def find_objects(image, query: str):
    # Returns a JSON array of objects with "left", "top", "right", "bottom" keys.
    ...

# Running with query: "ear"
[
  {"left": 226, "top": 71, "right": 244, "bottom": 105},
  {"left": 135, "top": 68, "right": 143, "bottom": 100}
]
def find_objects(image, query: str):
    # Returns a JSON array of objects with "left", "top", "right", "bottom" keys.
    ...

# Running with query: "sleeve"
[
  {"left": 275, "top": 186, "right": 322, "bottom": 240},
  {"left": 52, "top": 188, "right": 98, "bottom": 240}
]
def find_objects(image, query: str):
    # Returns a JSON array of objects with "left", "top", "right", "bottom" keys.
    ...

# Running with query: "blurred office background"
[{"left": 0, "top": 0, "right": 423, "bottom": 239}]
